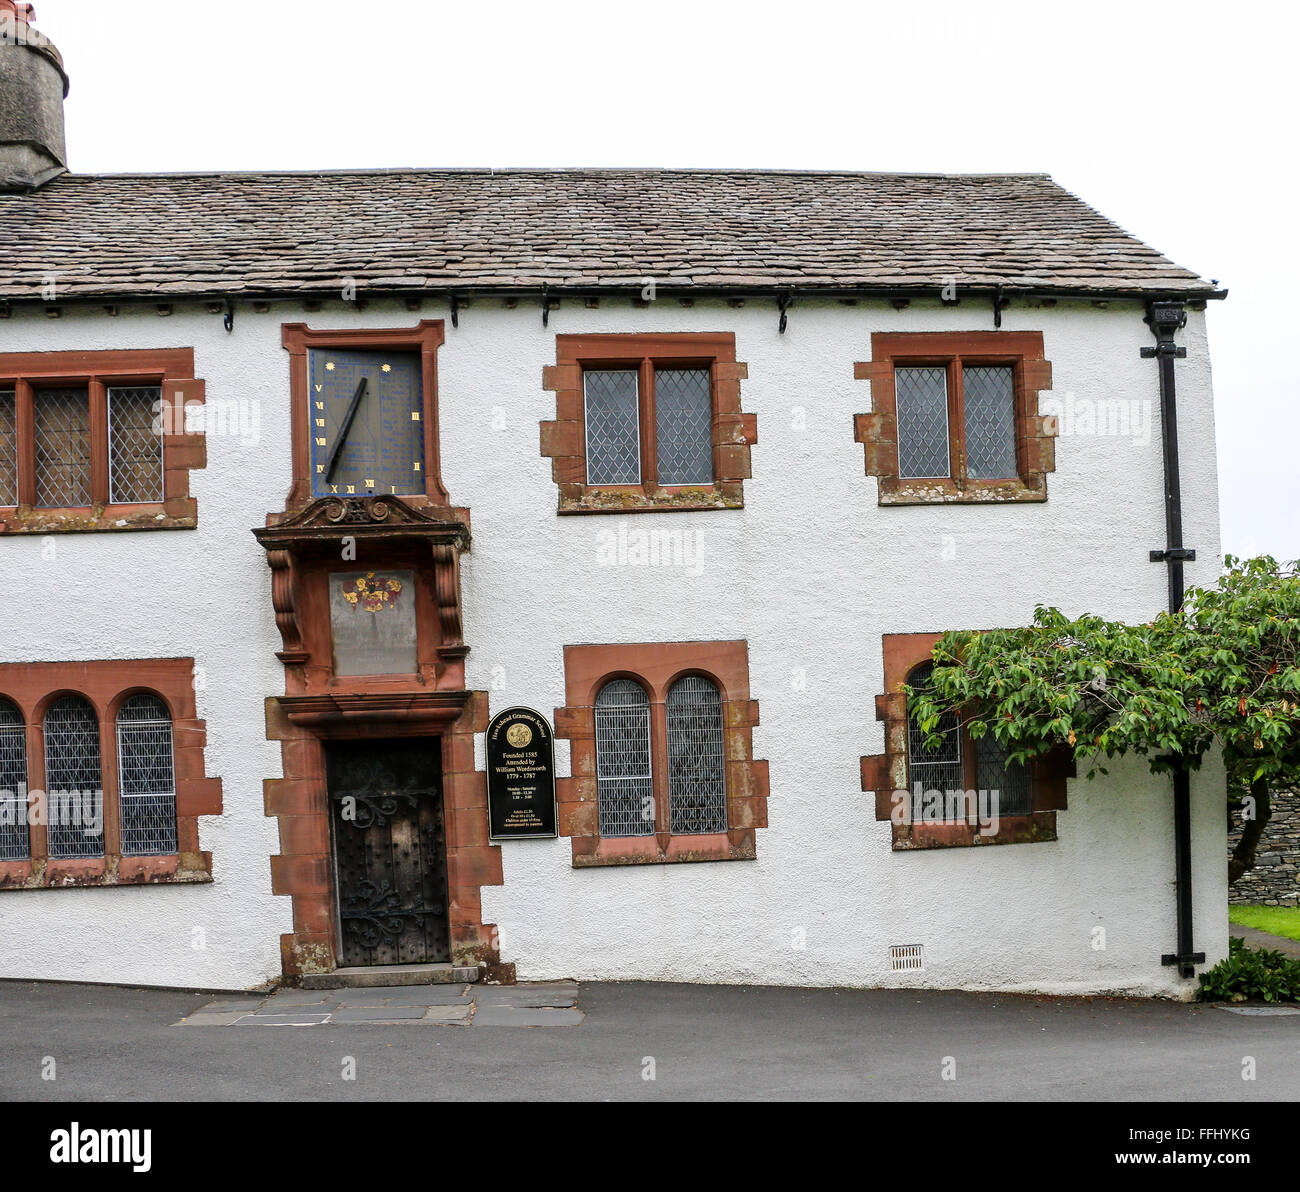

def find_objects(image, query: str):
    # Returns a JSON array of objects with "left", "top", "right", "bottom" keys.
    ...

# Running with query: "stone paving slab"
[
  {"left": 331, "top": 1006, "right": 431, "bottom": 1023},
  {"left": 337, "top": 984, "right": 473, "bottom": 1007},
  {"left": 177, "top": 1011, "right": 260, "bottom": 1027},
  {"left": 232, "top": 1012, "right": 332, "bottom": 1027},
  {"left": 175, "top": 981, "right": 582, "bottom": 1027},
  {"left": 476, "top": 983, "right": 579, "bottom": 1009},
  {"left": 472, "top": 1005, "right": 585, "bottom": 1028},
  {"left": 1214, "top": 1004, "right": 1300, "bottom": 1016},
  {"left": 268, "top": 990, "right": 339, "bottom": 1007},
  {"left": 424, "top": 1005, "right": 473, "bottom": 1025},
  {"left": 197, "top": 998, "right": 271, "bottom": 1013}
]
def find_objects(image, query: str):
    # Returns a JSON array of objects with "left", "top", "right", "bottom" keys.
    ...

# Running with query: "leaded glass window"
[
  {"left": 895, "top": 367, "right": 950, "bottom": 478},
  {"left": 584, "top": 370, "right": 641, "bottom": 485},
  {"left": 0, "top": 699, "right": 29, "bottom": 862},
  {"left": 907, "top": 663, "right": 1033, "bottom": 820},
  {"left": 116, "top": 694, "right": 178, "bottom": 856},
  {"left": 44, "top": 695, "right": 104, "bottom": 859},
  {"left": 891, "top": 357, "right": 1023, "bottom": 485},
  {"left": 963, "top": 365, "right": 1018, "bottom": 479},
  {"left": 666, "top": 676, "right": 726, "bottom": 834},
  {"left": 33, "top": 387, "right": 91, "bottom": 508},
  {"left": 655, "top": 369, "right": 713, "bottom": 485},
  {"left": 906, "top": 664, "right": 963, "bottom": 819},
  {"left": 974, "top": 730, "right": 1032, "bottom": 816},
  {"left": 108, "top": 386, "right": 165, "bottom": 504},
  {"left": 0, "top": 390, "right": 16, "bottom": 507},
  {"left": 594, "top": 679, "right": 654, "bottom": 837}
]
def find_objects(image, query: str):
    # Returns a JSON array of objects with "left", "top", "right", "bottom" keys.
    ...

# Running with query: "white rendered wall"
[{"left": 0, "top": 296, "right": 1227, "bottom": 995}]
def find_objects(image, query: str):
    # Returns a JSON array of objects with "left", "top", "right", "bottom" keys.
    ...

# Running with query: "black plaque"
[{"left": 486, "top": 707, "right": 557, "bottom": 841}]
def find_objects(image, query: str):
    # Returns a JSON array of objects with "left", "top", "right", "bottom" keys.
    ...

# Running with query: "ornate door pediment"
[{"left": 251, "top": 495, "right": 470, "bottom": 675}]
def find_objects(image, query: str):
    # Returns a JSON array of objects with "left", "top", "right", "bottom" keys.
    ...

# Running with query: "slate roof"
[{"left": 0, "top": 168, "right": 1219, "bottom": 302}]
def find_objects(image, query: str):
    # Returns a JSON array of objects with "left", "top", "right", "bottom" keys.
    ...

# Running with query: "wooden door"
[{"left": 326, "top": 739, "right": 450, "bottom": 967}]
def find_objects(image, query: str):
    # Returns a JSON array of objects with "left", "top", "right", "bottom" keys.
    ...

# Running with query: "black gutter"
[
  {"left": 0, "top": 281, "right": 1230, "bottom": 313},
  {"left": 1144, "top": 299, "right": 1206, "bottom": 979}
]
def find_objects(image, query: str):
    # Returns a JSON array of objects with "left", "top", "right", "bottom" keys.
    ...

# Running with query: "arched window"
[
  {"left": 116, "top": 694, "right": 178, "bottom": 856},
  {"left": 666, "top": 675, "right": 726, "bottom": 834},
  {"left": 0, "top": 698, "right": 28, "bottom": 861},
  {"left": 594, "top": 679, "right": 653, "bottom": 837},
  {"left": 44, "top": 695, "right": 103, "bottom": 859},
  {"left": 906, "top": 663, "right": 1031, "bottom": 819}
]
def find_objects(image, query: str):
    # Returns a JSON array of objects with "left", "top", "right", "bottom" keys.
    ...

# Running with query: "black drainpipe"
[{"left": 1144, "top": 299, "right": 1206, "bottom": 979}]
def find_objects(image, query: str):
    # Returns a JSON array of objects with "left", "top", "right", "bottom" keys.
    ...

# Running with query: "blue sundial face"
[{"left": 309, "top": 348, "right": 425, "bottom": 498}]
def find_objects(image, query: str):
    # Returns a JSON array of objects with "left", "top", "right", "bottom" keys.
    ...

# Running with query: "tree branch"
[{"left": 1228, "top": 777, "right": 1272, "bottom": 885}]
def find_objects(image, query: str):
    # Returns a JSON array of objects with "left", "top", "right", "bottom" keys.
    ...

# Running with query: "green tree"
[{"left": 907, "top": 556, "right": 1300, "bottom": 882}]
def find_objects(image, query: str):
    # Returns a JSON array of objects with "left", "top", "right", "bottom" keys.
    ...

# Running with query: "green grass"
[{"left": 1229, "top": 905, "right": 1300, "bottom": 943}]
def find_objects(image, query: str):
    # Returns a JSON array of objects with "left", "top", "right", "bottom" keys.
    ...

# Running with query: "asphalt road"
[{"left": 1, "top": 979, "right": 1297, "bottom": 1102}]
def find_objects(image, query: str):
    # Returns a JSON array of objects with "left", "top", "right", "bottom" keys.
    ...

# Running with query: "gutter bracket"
[
  {"left": 1140, "top": 344, "right": 1187, "bottom": 360},
  {"left": 993, "top": 284, "right": 1010, "bottom": 329},
  {"left": 222, "top": 298, "right": 235, "bottom": 334},
  {"left": 541, "top": 284, "right": 552, "bottom": 329},
  {"left": 450, "top": 293, "right": 460, "bottom": 329},
  {"left": 777, "top": 290, "right": 793, "bottom": 335}
]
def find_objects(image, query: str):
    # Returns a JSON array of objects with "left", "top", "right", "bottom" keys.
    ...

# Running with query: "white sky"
[{"left": 30, "top": 0, "right": 1299, "bottom": 562}]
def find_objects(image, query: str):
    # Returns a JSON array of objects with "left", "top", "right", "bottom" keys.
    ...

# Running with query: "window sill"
[
  {"left": 0, "top": 499, "right": 197, "bottom": 534},
  {"left": 571, "top": 829, "right": 756, "bottom": 867},
  {"left": 0, "top": 853, "right": 213, "bottom": 890},
  {"left": 878, "top": 477, "right": 1047, "bottom": 506},
  {"left": 558, "top": 483, "right": 744, "bottom": 515},
  {"left": 891, "top": 813, "right": 1058, "bottom": 850}
]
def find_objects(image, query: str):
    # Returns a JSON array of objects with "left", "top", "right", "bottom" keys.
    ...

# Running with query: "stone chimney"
[{"left": 0, "top": 1, "right": 69, "bottom": 190}]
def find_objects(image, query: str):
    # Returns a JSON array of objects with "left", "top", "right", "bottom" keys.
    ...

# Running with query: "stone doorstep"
[{"left": 299, "top": 963, "right": 481, "bottom": 990}]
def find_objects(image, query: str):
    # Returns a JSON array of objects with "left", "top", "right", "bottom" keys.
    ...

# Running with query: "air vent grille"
[{"left": 890, "top": 944, "right": 925, "bottom": 972}]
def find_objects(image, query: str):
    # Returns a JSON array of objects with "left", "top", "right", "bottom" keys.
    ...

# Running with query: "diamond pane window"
[
  {"left": 594, "top": 679, "right": 654, "bottom": 837},
  {"left": 975, "top": 731, "right": 1032, "bottom": 816},
  {"left": 895, "top": 367, "right": 950, "bottom": 478},
  {"left": 666, "top": 676, "right": 726, "bottom": 834},
  {"left": 116, "top": 694, "right": 178, "bottom": 856},
  {"left": 906, "top": 664, "right": 964, "bottom": 819},
  {"left": 0, "top": 699, "right": 29, "bottom": 862},
  {"left": 44, "top": 695, "right": 103, "bottom": 860},
  {"left": 0, "top": 390, "right": 16, "bottom": 507},
  {"left": 108, "top": 386, "right": 164, "bottom": 504},
  {"left": 963, "top": 365, "right": 1018, "bottom": 479},
  {"left": 584, "top": 370, "right": 641, "bottom": 485},
  {"left": 655, "top": 369, "right": 713, "bottom": 485},
  {"left": 33, "top": 387, "right": 92, "bottom": 508}
]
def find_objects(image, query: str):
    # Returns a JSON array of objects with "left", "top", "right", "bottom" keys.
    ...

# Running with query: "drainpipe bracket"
[
  {"left": 1161, "top": 951, "right": 1206, "bottom": 971},
  {"left": 1150, "top": 548, "right": 1196, "bottom": 562}
]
